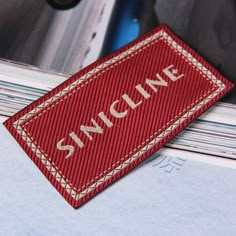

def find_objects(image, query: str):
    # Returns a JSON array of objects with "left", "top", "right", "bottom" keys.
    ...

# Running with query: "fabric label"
[{"left": 4, "top": 25, "right": 234, "bottom": 208}]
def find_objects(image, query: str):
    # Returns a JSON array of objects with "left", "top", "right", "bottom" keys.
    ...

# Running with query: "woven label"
[{"left": 4, "top": 25, "right": 234, "bottom": 208}]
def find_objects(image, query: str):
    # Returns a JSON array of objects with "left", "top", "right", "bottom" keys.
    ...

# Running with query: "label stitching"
[
  {"left": 74, "top": 86, "right": 224, "bottom": 201},
  {"left": 12, "top": 30, "right": 226, "bottom": 200},
  {"left": 22, "top": 86, "right": 217, "bottom": 193},
  {"left": 19, "top": 36, "right": 218, "bottom": 191}
]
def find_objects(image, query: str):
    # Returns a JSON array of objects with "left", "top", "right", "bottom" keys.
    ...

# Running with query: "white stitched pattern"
[{"left": 13, "top": 29, "right": 225, "bottom": 201}]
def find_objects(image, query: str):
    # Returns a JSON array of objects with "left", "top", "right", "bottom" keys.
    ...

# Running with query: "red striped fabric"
[{"left": 4, "top": 25, "right": 234, "bottom": 208}]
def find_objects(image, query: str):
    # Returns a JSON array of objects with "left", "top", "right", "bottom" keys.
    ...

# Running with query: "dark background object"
[
  {"left": 46, "top": 0, "right": 81, "bottom": 10},
  {"left": 185, "top": 0, "right": 236, "bottom": 103},
  {"left": 0, "top": 0, "right": 106, "bottom": 73},
  {"left": 154, "top": 0, "right": 236, "bottom": 103},
  {"left": 0, "top": 1, "right": 55, "bottom": 64},
  {"left": 137, "top": 0, "right": 159, "bottom": 35}
]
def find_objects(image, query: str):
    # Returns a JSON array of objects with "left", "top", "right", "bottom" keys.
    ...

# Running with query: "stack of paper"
[{"left": 1, "top": 59, "right": 235, "bottom": 160}]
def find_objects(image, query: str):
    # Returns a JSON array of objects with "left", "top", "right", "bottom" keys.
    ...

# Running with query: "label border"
[{"left": 12, "top": 29, "right": 226, "bottom": 201}]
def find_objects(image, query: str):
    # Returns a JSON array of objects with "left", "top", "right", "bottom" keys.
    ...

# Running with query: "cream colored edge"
[{"left": 13, "top": 29, "right": 226, "bottom": 202}]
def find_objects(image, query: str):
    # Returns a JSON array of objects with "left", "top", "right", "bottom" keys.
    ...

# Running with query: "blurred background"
[{"left": 0, "top": 0, "right": 235, "bottom": 103}]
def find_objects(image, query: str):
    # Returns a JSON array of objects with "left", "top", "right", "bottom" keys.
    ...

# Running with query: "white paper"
[{"left": 1, "top": 123, "right": 236, "bottom": 236}]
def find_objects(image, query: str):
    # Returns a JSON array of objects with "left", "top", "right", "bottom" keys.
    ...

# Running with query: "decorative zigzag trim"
[{"left": 13, "top": 29, "right": 226, "bottom": 201}]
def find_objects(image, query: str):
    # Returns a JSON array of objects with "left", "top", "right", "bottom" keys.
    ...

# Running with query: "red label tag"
[{"left": 4, "top": 25, "right": 234, "bottom": 208}]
